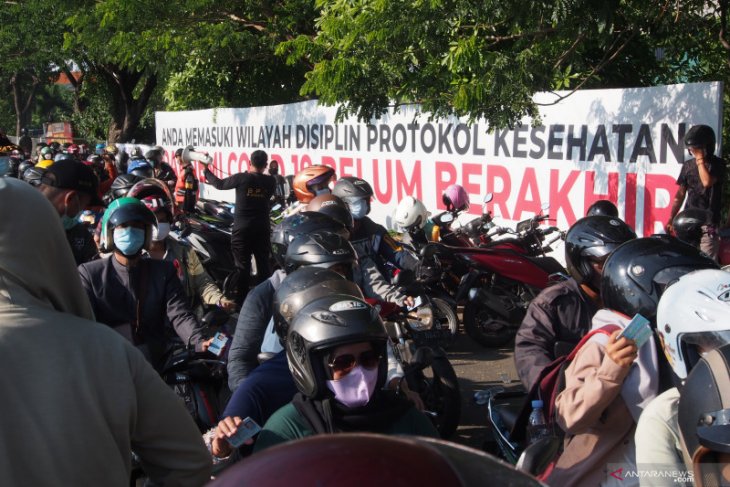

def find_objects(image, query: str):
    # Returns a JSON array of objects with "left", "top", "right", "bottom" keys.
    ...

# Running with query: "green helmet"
[{"left": 100, "top": 197, "right": 156, "bottom": 253}]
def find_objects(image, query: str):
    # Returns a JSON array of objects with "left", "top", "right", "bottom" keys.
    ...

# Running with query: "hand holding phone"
[{"left": 207, "top": 332, "right": 229, "bottom": 357}]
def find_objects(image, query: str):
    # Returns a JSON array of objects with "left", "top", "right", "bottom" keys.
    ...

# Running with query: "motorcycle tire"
[
  {"left": 431, "top": 297, "right": 459, "bottom": 348},
  {"left": 408, "top": 355, "right": 461, "bottom": 439},
  {"left": 463, "top": 301, "right": 514, "bottom": 348}
]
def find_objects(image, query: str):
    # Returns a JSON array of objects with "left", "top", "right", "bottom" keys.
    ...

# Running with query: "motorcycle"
[
  {"left": 368, "top": 288, "right": 462, "bottom": 439},
  {"left": 474, "top": 386, "right": 561, "bottom": 478},
  {"left": 159, "top": 309, "right": 231, "bottom": 432},
  {"left": 422, "top": 205, "right": 567, "bottom": 348}
]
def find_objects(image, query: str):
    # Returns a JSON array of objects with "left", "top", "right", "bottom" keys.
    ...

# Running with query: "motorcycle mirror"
[
  {"left": 515, "top": 436, "right": 562, "bottom": 476},
  {"left": 201, "top": 308, "right": 230, "bottom": 333},
  {"left": 420, "top": 243, "right": 438, "bottom": 260},
  {"left": 393, "top": 269, "right": 416, "bottom": 287},
  {"left": 410, "top": 346, "right": 434, "bottom": 371},
  {"left": 440, "top": 213, "right": 454, "bottom": 224},
  {"left": 483, "top": 193, "right": 494, "bottom": 204}
]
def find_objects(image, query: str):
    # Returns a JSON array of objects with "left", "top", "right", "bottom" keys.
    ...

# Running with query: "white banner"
[{"left": 155, "top": 82, "right": 722, "bottom": 237}]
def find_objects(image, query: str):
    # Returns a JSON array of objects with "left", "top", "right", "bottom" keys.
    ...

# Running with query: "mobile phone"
[
  {"left": 617, "top": 313, "right": 652, "bottom": 348},
  {"left": 226, "top": 417, "right": 262, "bottom": 448},
  {"left": 207, "top": 332, "right": 229, "bottom": 357}
]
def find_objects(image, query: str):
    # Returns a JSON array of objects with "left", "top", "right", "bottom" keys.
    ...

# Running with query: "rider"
[
  {"left": 127, "top": 178, "right": 236, "bottom": 315},
  {"left": 549, "top": 237, "right": 717, "bottom": 487},
  {"left": 78, "top": 197, "right": 212, "bottom": 370},
  {"left": 227, "top": 213, "right": 353, "bottom": 390},
  {"left": 37, "top": 160, "right": 103, "bottom": 265},
  {"left": 251, "top": 294, "right": 438, "bottom": 451},
  {"left": 333, "top": 176, "right": 418, "bottom": 279},
  {"left": 394, "top": 196, "right": 431, "bottom": 249},
  {"left": 515, "top": 215, "right": 636, "bottom": 390},
  {"left": 635, "top": 269, "right": 730, "bottom": 483}
]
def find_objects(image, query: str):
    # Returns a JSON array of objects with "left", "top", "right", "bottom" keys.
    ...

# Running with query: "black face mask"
[{"left": 270, "top": 168, "right": 278, "bottom": 175}]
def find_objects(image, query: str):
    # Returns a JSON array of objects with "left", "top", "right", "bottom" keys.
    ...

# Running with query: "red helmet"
[
  {"left": 292, "top": 165, "right": 336, "bottom": 203},
  {"left": 67, "top": 144, "right": 80, "bottom": 155},
  {"left": 208, "top": 433, "right": 542, "bottom": 487},
  {"left": 127, "top": 177, "right": 176, "bottom": 218}
]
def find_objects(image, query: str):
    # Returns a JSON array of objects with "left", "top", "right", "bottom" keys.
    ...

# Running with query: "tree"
[{"left": 279, "top": 0, "right": 726, "bottom": 127}]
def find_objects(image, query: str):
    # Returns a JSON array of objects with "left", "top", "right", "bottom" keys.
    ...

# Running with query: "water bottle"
[{"left": 526, "top": 399, "right": 550, "bottom": 444}]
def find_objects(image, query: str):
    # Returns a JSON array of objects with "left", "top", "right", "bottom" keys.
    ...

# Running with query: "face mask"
[
  {"left": 326, "top": 364, "right": 379, "bottom": 408},
  {"left": 269, "top": 168, "right": 278, "bottom": 176},
  {"left": 152, "top": 222, "right": 171, "bottom": 241},
  {"left": 349, "top": 199, "right": 368, "bottom": 220},
  {"left": 315, "top": 188, "right": 331, "bottom": 196},
  {"left": 0, "top": 157, "right": 9, "bottom": 176},
  {"left": 113, "top": 227, "right": 146, "bottom": 256},
  {"left": 61, "top": 194, "right": 81, "bottom": 230}
]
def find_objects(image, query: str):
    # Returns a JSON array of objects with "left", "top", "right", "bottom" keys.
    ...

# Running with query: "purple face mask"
[{"left": 326, "top": 365, "right": 379, "bottom": 408}]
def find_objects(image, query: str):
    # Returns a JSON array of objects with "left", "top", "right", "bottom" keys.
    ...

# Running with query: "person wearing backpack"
[
  {"left": 515, "top": 216, "right": 636, "bottom": 391},
  {"left": 547, "top": 237, "right": 717, "bottom": 487}
]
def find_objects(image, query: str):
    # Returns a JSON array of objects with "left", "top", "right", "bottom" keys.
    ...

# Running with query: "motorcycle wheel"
[
  {"left": 463, "top": 301, "right": 514, "bottom": 348},
  {"left": 431, "top": 298, "right": 459, "bottom": 348},
  {"left": 408, "top": 355, "right": 461, "bottom": 439}
]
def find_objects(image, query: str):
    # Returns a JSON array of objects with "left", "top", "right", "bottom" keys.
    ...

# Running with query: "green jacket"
[
  {"left": 254, "top": 402, "right": 439, "bottom": 452},
  {"left": 163, "top": 238, "right": 224, "bottom": 310}
]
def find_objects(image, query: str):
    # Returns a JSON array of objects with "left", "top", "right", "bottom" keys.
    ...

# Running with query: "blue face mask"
[
  {"left": 113, "top": 227, "right": 146, "bottom": 256},
  {"left": 349, "top": 199, "right": 369, "bottom": 220},
  {"left": 61, "top": 194, "right": 81, "bottom": 231}
]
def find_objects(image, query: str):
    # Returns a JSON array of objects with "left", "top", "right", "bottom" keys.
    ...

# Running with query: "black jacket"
[
  {"left": 78, "top": 256, "right": 205, "bottom": 369},
  {"left": 514, "top": 278, "right": 599, "bottom": 391}
]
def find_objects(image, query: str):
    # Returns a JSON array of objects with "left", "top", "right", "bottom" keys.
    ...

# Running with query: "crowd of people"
[{"left": 0, "top": 125, "right": 729, "bottom": 487}]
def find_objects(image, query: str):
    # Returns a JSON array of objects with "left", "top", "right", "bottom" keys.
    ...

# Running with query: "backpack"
[
  {"left": 512, "top": 324, "right": 621, "bottom": 442},
  {"left": 511, "top": 324, "right": 620, "bottom": 479}
]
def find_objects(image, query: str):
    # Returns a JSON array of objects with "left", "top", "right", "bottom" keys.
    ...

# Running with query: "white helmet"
[
  {"left": 656, "top": 269, "right": 730, "bottom": 379},
  {"left": 394, "top": 196, "right": 428, "bottom": 231}
]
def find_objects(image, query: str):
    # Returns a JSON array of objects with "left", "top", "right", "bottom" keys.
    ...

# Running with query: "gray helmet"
[
  {"left": 271, "top": 212, "right": 349, "bottom": 269},
  {"left": 333, "top": 176, "right": 374, "bottom": 200},
  {"left": 273, "top": 267, "right": 363, "bottom": 343},
  {"left": 284, "top": 231, "right": 357, "bottom": 276},
  {"left": 286, "top": 294, "right": 388, "bottom": 399}
]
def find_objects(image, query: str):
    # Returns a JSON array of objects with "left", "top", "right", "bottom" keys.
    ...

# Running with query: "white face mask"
[{"left": 152, "top": 222, "right": 171, "bottom": 241}]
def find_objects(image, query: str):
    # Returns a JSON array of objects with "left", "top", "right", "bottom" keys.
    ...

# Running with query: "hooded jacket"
[{"left": 0, "top": 178, "right": 211, "bottom": 486}]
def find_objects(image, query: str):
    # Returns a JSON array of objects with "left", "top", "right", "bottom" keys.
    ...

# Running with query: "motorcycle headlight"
[{"left": 407, "top": 305, "right": 433, "bottom": 331}]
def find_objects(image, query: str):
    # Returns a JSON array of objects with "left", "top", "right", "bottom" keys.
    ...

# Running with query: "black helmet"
[
  {"left": 678, "top": 344, "right": 730, "bottom": 483},
  {"left": 564, "top": 216, "right": 636, "bottom": 291},
  {"left": 586, "top": 199, "right": 619, "bottom": 218},
  {"left": 285, "top": 231, "right": 357, "bottom": 276},
  {"left": 157, "top": 162, "right": 177, "bottom": 184},
  {"left": 333, "top": 176, "right": 374, "bottom": 200},
  {"left": 110, "top": 174, "right": 144, "bottom": 200},
  {"left": 22, "top": 166, "right": 46, "bottom": 187},
  {"left": 684, "top": 124, "right": 716, "bottom": 157},
  {"left": 17, "top": 160, "right": 34, "bottom": 178},
  {"left": 273, "top": 266, "right": 364, "bottom": 343},
  {"left": 672, "top": 208, "right": 711, "bottom": 249},
  {"left": 307, "top": 194, "right": 354, "bottom": 232},
  {"left": 145, "top": 149, "right": 162, "bottom": 166},
  {"left": 601, "top": 236, "right": 719, "bottom": 325},
  {"left": 271, "top": 212, "right": 350, "bottom": 269},
  {"left": 286, "top": 294, "right": 387, "bottom": 399}
]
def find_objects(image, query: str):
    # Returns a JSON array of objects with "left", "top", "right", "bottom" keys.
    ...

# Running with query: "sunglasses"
[{"left": 327, "top": 350, "right": 381, "bottom": 376}]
